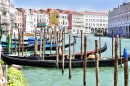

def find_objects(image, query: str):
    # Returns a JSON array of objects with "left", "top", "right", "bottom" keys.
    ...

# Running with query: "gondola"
[
  {"left": 94, "top": 29, "right": 104, "bottom": 36},
  {"left": 11, "top": 36, "right": 54, "bottom": 42},
  {"left": 28, "top": 36, "right": 54, "bottom": 41},
  {"left": 1, "top": 41, "right": 29, "bottom": 46},
  {"left": 73, "top": 34, "right": 81, "bottom": 38},
  {"left": 24, "top": 33, "right": 34, "bottom": 36},
  {"left": 1, "top": 38, "right": 62, "bottom": 47},
  {"left": 43, "top": 42, "right": 107, "bottom": 59},
  {"left": 28, "top": 39, "right": 62, "bottom": 45},
  {"left": 2, "top": 41, "right": 75, "bottom": 52},
  {"left": 1, "top": 42, "right": 108, "bottom": 68},
  {"left": 4, "top": 42, "right": 107, "bottom": 61},
  {"left": 1, "top": 52, "right": 130, "bottom": 68}
]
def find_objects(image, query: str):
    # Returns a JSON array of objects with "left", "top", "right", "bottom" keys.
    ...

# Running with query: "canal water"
[{"left": 2, "top": 34, "right": 130, "bottom": 86}]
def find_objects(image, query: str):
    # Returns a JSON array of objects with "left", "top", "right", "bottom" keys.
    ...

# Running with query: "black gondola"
[
  {"left": 1, "top": 42, "right": 109, "bottom": 68},
  {"left": 2, "top": 41, "right": 75, "bottom": 52},
  {"left": 1, "top": 52, "right": 130, "bottom": 68}
]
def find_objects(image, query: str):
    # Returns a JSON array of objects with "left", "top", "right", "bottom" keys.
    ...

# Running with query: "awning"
[{"left": 37, "top": 23, "right": 47, "bottom": 27}]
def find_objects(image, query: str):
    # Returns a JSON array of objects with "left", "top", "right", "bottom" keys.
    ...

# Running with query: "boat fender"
[{"left": 87, "top": 54, "right": 95, "bottom": 59}]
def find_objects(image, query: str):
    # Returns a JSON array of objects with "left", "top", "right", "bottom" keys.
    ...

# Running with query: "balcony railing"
[
  {"left": 0, "top": 5, "right": 9, "bottom": 12},
  {"left": 4, "top": 7, "right": 9, "bottom": 12},
  {"left": 1, "top": 17, "right": 10, "bottom": 25}
]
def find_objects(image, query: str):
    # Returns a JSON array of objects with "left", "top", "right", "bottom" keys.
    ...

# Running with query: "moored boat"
[
  {"left": 94, "top": 29, "right": 104, "bottom": 36},
  {"left": 1, "top": 42, "right": 108, "bottom": 68},
  {"left": 1, "top": 53, "right": 129, "bottom": 68},
  {"left": 24, "top": 33, "right": 34, "bottom": 36},
  {"left": 2, "top": 41, "right": 76, "bottom": 51},
  {"left": 73, "top": 34, "right": 81, "bottom": 38}
]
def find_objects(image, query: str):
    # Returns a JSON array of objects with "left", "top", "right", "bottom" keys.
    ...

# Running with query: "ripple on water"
[{"left": 20, "top": 34, "right": 130, "bottom": 86}]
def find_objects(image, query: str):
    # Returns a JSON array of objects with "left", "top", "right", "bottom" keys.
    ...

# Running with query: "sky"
[{"left": 11, "top": 0, "right": 130, "bottom": 12}]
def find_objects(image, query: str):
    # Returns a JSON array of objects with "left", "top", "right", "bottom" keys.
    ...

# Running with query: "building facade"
[
  {"left": 58, "top": 12, "right": 69, "bottom": 33},
  {"left": 14, "top": 8, "right": 23, "bottom": 33},
  {"left": 0, "top": 1, "right": 109, "bottom": 35},
  {"left": 68, "top": 13, "right": 72, "bottom": 31},
  {"left": 108, "top": 2, "right": 130, "bottom": 37},
  {"left": 0, "top": 0, "right": 15, "bottom": 34},
  {"left": 72, "top": 12, "right": 84, "bottom": 33},
  {"left": 83, "top": 11, "right": 108, "bottom": 34},
  {"left": 36, "top": 9, "right": 49, "bottom": 31}
]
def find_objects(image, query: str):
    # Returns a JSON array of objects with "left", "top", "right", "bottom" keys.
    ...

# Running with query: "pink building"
[
  {"left": 68, "top": 14, "right": 72, "bottom": 30},
  {"left": 15, "top": 8, "right": 25, "bottom": 32}
]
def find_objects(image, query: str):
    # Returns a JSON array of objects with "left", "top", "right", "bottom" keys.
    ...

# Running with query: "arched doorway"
[{"left": 91, "top": 28, "right": 94, "bottom": 33}]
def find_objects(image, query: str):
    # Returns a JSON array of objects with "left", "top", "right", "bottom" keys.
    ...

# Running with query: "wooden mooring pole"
[
  {"left": 56, "top": 32, "right": 59, "bottom": 68},
  {"left": 99, "top": 30, "right": 101, "bottom": 59},
  {"left": 42, "top": 29, "right": 46, "bottom": 60},
  {"left": 14, "top": 32, "right": 17, "bottom": 55},
  {"left": 123, "top": 48, "right": 128, "bottom": 86},
  {"left": 40, "top": 30, "right": 42, "bottom": 57},
  {"left": 18, "top": 32, "right": 21, "bottom": 56},
  {"left": 69, "top": 34, "right": 72, "bottom": 79},
  {"left": 112, "top": 29, "right": 114, "bottom": 58},
  {"left": 64, "top": 30, "right": 65, "bottom": 52},
  {"left": 81, "top": 30, "right": 83, "bottom": 58},
  {"left": 62, "top": 31, "right": 65, "bottom": 74},
  {"left": 51, "top": 29, "right": 53, "bottom": 55},
  {"left": 10, "top": 30, "right": 13, "bottom": 53},
  {"left": 83, "top": 36, "right": 87, "bottom": 86},
  {"left": 50, "top": 30, "right": 52, "bottom": 55},
  {"left": 73, "top": 37, "right": 76, "bottom": 59},
  {"left": 34, "top": 37, "right": 38, "bottom": 54},
  {"left": 58, "top": 31, "right": 60, "bottom": 54},
  {"left": 119, "top": 34, "right": 122, "bottom": 67},
  {"left": 95, "top": 40, "right": 100, "bottom": 86},
  {"left": 22, "top": 32, "right": 24, "bottom": 56},
  {"left": 114, "top": 35, "right": 118, "bottom": 86},
  {"left": 58, "top": 31, "right": 59, "bottom": 54}
]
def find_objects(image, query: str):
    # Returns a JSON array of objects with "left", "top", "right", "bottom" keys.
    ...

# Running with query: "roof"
[{"left": 81, "top": 11, "right": 108, "bottom": 15}]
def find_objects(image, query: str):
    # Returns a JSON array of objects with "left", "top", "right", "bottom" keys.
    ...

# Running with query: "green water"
[
  {"left": 22, "top": 34, "right": 130, "bottom": 86},
  {"left": 23, "top": 65, "right": 130, "bottom": 86},
  {"left": 2, "top": 34, "right": 130, "bottom": 86}
]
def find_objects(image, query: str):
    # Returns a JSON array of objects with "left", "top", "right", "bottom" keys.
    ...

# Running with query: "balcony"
[
  {"left": 10, "top": 17, "right": 15, "bottom": 21},
  {"left": 0, "top": 5, "right": 9, "bottom": 12},
  {"left": 4, "top": 7, "right": 9, "bottom": 12},
  {"left": 1, "top": 16, "right": 10, "bottom": 25}
]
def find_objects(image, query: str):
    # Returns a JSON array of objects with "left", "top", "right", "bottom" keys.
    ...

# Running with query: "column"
[{"left": 127, "top": 26, "right": 129, "bottom": 38}]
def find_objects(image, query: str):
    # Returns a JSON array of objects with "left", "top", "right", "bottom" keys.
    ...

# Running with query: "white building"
[
  {"left": 108, "top": 2, "right": 130, "bottom": 37},
  {"left": 24, "top": 9, "right": 34, "bottom": 33},
  {"left": 36, "top": 10, "right": 49, "bottom": 31},
  {"left": 72, "top": 12, "right": 84, "bottom": 33},
  {"left": 83, "top": 11, "right": 108, "bottom": 34},
  {"left": 13, "top": 9, "right": 22, "bottom": 33},
  {"left": 0, "top": 0, "right": 15, "bottom": 33},
  {"left": 58, "top": 13, "right": 69, "bottom": 32}
]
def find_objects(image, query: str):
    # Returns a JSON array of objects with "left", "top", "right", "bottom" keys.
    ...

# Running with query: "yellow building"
[{"left": 49, "top": 10, "right": 59, "bottom": 26}]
